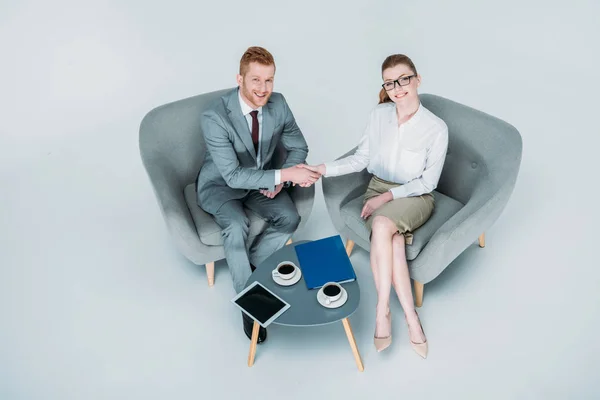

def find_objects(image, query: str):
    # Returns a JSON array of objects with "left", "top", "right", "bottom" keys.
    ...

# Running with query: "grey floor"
[
  {"left": 1, "top": 144, "right": 598, "bottom": 399},
  {"left": 2, "top": 1, "right": 599, "bottom": 399}
]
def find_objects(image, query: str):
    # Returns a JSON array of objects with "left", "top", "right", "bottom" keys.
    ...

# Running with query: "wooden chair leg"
[
  {"left": 206, "top": 262, "right": 215, "bottom": 287},
  {"left": 286, "top": 238, "right": 293, "bottom": 245},
  {"left": 345, "top": 239, "right": 355, "bottom": 256},
  {"left": 478, "top": 233, "right": 485, "bottom": 248},
  {"left": 414, "top": 280, "right": 424, "bottom": 307}
]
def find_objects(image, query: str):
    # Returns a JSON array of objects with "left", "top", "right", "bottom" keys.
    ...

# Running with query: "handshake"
[
  {"left": 260, "top": 163, "right": 325, "bottom": 199},
  {"left": 281, "top": 163, "right": 326, "bottom": 188}
]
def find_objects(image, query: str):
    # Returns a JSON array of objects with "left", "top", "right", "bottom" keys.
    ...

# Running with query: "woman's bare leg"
[
  {"left": 391, "top": 233, "right": 426, "bottom": 343},
  {"left": 369, "top": 216, "right": 398, "bottom": 338}
]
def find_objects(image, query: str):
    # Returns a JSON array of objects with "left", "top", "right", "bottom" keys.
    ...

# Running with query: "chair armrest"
[
  {"left": 140, "top": 157, "right": 214, "bottom": 264},
  {"left": 410, "top": 174, "right": 516, "bottom": 283},
  {"left": 321, "top": 147, "right": 372, "bottom": 233}
]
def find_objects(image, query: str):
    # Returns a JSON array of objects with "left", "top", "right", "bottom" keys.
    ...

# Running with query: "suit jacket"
[{"left": 196, "top": 87, "right": 309, "bottom": 214}]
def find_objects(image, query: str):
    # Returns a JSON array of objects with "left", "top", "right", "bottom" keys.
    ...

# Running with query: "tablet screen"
[{"left": 233, "top": 282, "right": 289, "bottom": 325}]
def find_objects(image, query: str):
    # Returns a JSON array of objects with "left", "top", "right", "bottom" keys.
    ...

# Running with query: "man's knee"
[
  {"left": 222, "top": 216, "right": 250, "bottom": 240},
  {"left": 273, "top": 208, "right": 301, "bottom": 233}
]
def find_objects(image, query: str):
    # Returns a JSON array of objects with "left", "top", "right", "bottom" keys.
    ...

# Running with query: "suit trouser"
[{"left": 212, "top": 190, "right": 301, "bottom": 293}]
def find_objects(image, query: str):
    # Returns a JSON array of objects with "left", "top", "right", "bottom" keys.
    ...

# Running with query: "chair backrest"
[
  {"left": 139, "top": 88, "right": 232, "bottom": 190},
  {"left": 139, "top": 87, "right": 290, "bottom": 190},
  {"left": 419, "top": 94, "right": 522, "bottom": 204}
]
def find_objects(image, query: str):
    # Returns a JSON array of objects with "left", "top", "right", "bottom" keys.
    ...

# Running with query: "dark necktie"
[{"left": 249, "top": 110, "right": 259, "bottom": 154}]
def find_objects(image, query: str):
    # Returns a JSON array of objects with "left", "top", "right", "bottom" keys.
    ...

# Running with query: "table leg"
[
  {"left": 341, "top": 318, "right": 364, "bottom": 372},
  {"left": 247, "top": 321, "right": 260, "bottom": 367}
]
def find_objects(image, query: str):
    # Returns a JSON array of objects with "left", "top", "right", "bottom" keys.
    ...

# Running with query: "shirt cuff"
[
  {"left": 389, "top": 186, "right": 406, "bottom": 200},
  {"left": 322, "top": 162, "right": 335, "bottom": 177},
  {"left": 274, "top": 169, "right": 281, "bottom": 185}
]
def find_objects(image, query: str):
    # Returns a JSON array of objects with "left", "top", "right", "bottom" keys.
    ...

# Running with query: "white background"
[{"left": 1, "top": 0, "right": 599, "bottom": 398}]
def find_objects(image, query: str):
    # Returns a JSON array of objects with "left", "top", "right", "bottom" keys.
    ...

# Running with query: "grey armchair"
[
  {"left": 322, "top": 93, "right": 522, "bottom": 306},
  {"left": 139, "top": 88, "right": 315, "bottom": 286}
]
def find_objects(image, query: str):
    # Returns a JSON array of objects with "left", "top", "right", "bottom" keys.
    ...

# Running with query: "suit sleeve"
[
  {"left": 201, "top": 112, "right": 276, "bottom": 191},
  {"left": 278, "top": 95, "right": 309, "bottom": 169}
]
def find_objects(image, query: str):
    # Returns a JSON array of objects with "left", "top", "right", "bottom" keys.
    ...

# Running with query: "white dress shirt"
[
  {"left": 238, "top": 91, "right": 281, "bottom": 186},
  {"left": 324, "top": 101, "right": 448, "bottom": 199}
]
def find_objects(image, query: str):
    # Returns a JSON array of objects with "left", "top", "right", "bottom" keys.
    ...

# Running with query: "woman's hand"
[
  {"left": 361, "top": 192, "right": 393, "bottom": 219},
  {"left": 296, "top": 164, "right": 326, "bottom": 186},
  {"left": 298, "top": 163, "right": 326, "bottom": 176}
]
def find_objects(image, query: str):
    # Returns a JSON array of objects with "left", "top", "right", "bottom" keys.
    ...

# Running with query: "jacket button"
[{"left": 471, "top": 162, "right": 477, "bottom": 169}]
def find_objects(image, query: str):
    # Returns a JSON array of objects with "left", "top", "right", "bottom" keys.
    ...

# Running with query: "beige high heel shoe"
[
  {"left": 408, "top": 312, "right": 428, "bottom": 359},
  {"left": 374, "top": 310, "right": 392, "bottom": 352}
]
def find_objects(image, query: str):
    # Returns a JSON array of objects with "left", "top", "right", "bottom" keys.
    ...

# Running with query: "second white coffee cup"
[{"left": 322, "top": 282, "right": 343, "bottom": 304}]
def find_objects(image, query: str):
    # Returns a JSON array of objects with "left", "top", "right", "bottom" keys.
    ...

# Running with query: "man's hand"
[
  {"left": 293, "top": 163, "right": 325, "bottom": 187},
  {"left": 282, "top": 164, "right": 321, "bottom": 187},
  {"left": 361, "top": 192, "right": 393, "bottom": 219},
  {"left": 260, "top": 183, "right": 284, "bottom": 199},
  {"left": 298, "top": 163, "right": 326, "bottom": 176}
]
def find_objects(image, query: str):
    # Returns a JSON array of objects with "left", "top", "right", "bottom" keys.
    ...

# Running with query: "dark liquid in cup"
[
  {"left": 323, "top": 284, "right": 341, "bottom": 297},
  {"left": 278, "top": 264, "right": 295, "bottom": 275}
]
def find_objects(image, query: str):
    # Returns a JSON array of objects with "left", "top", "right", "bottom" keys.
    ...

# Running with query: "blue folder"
[{"left": 294, "top": 235, "right": 357, "bottom": 290}]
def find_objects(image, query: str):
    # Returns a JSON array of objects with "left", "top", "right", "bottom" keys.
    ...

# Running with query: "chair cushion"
[
  {"left": 340, "top": 191, "right": 464, "bottom": 260},
  {"left": 183, "top": 184, "right": 268, "bottom": 246}
]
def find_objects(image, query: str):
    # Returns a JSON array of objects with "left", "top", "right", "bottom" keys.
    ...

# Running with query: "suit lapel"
[
  {"left": 260, "top": 101, "right": 275, "bottom": 167},
  {"left": 226, "top": 88, "right": 257, "bottom": 163}
]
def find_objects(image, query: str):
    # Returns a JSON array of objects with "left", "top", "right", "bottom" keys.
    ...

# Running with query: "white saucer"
[
  {"left": 317, "top": 286, "right": 348, "bottom": 308},
  {"left": 272, "top": 268, "right": 302, "bottom": 287}
]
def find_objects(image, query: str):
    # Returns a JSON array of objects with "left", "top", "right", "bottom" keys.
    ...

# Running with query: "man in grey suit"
[{"left": 196, "top": 46, "right": 320, "bottom": 342}]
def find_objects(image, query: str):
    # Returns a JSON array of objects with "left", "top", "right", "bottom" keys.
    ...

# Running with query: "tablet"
[{"left": 231, "top": 281, "right": 291, "bottom": 328}]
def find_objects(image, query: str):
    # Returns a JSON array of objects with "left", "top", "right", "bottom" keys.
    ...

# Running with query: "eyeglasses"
[{"left": 382, "top": 75, "right": 415, "bottom": 91}]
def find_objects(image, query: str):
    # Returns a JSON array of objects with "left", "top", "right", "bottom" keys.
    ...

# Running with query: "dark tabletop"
[{"left": 244, "top": 240, "right": 361, "bottom": 327}]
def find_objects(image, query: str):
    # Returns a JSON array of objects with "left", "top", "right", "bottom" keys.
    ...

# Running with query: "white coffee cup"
[
  {"left": 272, "top": 261, "right": 297, "bottom": 280},
  {"left": 322, "top": 282, "right": 343, "bottom": 304}
]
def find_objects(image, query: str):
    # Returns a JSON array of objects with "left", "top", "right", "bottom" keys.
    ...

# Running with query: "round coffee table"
[{"left": 244, "top": 240, "right": 363, "bottom": 371}]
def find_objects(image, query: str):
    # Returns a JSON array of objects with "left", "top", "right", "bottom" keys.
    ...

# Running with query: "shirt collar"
[
  {"left": 389, "top": 101, "right": 424, "bottom": 126},
  {"left": 238, "top": 88, "right": 262, "bottom": 116}
]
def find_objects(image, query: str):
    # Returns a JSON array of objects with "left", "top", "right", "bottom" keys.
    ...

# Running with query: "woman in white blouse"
[{"left": 303, "top": 54, "right": 448, "bottom": 357}]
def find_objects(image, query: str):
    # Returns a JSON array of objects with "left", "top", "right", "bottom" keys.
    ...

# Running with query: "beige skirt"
[{"left": 363, "top": 176, "right": 435, "bottom": 245}]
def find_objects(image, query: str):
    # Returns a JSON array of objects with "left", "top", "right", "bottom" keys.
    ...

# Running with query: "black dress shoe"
[{"left": 242, "top": 312, "right": 267, "bottom": 343}]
